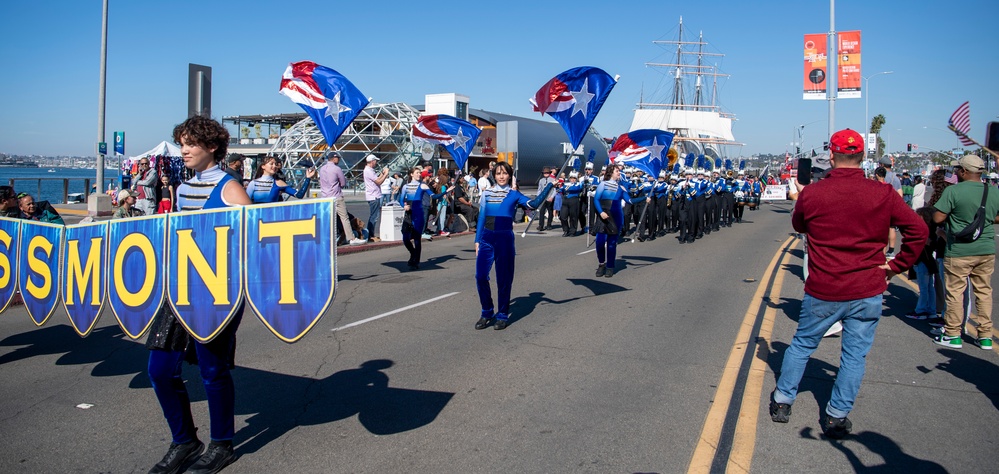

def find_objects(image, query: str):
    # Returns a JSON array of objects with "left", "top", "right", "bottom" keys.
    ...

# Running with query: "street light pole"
[{"left": 863, "top": 71, "right": 893, "bottom": 162}]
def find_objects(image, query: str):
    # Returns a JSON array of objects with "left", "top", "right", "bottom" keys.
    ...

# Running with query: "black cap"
[{"left": 227, "top": 153, "right": 245, "bottom": 163}]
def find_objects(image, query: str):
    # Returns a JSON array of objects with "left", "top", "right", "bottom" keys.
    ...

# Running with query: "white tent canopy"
[{"left": 130, "top": 141, "right": 181, "bottom": 160}]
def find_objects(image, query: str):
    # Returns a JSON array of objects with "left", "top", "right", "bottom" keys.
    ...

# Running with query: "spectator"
[
  {"left": 770, "top": 129, "right": 926, "bottom": 439},
  {"left": 931, "top": 154, "right": 999, "bottom": 350},
  {"left": 911, "top": 175, "right": 926, "bottom": 210},
  {"left": 363, "top": 155, "right": 389, "bottom": 242},
  {"left": 535, "top": 167, "right": 556, "bottom": 232},
  {"left": 453, "top": 175, "right": 478, "bottom": 229},
  {"left": 879, "top": 156, "right": 904, "bottom": 258},
  {"left": 16, "top": 193, "right": 65, "bottom": 225},
  {"left": 157, "top": 174, "right": 175, "bottom": 214},
  {"left": 389, "top": 173, "right": 402, "bottom": 202},
  {"left": 131, "top": 157, "right": 158, "bottom": 216},
  {"left": 0, "top": 186, "right": 18, "bottom": 217},
  {"left": 477, "top": 168, "right": 491, "bottom": 196},
  {"left": 224, "top": 154, "right": 245, "bottom": 185},
  {"left": 320, "top": 152, "right": 366, "bottom": 245},
  {"left": 901, "top": 171, "right": 914, "bottom": 206},
  {"left": 380, "top": 170, "right": 396, "bottom": 205},
  {"left": 113, "top": 189, "right": 144, "bottom": 219},
  {"left": 905, "top": 207, "right": 939, "bottom": 320}
]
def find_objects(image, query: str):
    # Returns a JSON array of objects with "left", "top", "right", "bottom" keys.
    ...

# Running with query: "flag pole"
[
  {"left": 522, "top": 152, "right": 575, "bottom": 237},
  {"left": 948, "top": 125, "right": 999, "bottom": 161}
]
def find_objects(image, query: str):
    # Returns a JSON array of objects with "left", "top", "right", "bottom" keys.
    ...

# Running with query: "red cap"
[{"left": 829, "top": 129, "right": 864, "bottom": 154}]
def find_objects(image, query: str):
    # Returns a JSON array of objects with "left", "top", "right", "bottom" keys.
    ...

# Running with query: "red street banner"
[
  {"left": 803, "top": 34, "right": 828, "bottom": 100},
  {"left": 838, "top": 30, "right": 862, "bottom": 99}
]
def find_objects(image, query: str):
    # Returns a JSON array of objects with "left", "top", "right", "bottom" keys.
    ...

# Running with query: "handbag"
[{"left": 950, "top": 185, "right": 989, "bottom": 243}]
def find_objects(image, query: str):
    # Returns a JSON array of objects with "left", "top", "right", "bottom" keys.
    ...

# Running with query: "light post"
[{"left": 864, "top": 71, "right": 893, "bottom": 162}]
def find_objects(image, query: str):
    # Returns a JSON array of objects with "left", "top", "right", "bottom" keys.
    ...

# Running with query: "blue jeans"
[
  {"left": 367, "top": 199, "right": 381, "bottom": 239},
  {"left": 914, "top": 262, "right": 936, "bottom": 315},
  {"left": 774, "top": 293, "right": 882, "bottom": 418}
]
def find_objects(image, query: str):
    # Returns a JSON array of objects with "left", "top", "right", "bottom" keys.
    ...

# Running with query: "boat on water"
[
  {"left": 631, "top": 17, "right": 742, "bottom": 164},
  {"left": 47, "top": 169, "right": 56, "bottom": 172}
]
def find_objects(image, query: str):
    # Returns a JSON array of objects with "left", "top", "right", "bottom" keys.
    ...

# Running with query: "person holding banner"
[
  {"left": 593, "top": 165, "right": 634, "bottom": 277},
  {"left": 474, "top": 162, "right": 551, "bottom": 330},
  {"left": 246, "top": 155, "right": 315, "bottom": 204},
  {"left": 146, "top": 115, "right": 251, "bottom": 474},
  {"left": 399, "top": 167, "right": 452, "bottom": 270}
]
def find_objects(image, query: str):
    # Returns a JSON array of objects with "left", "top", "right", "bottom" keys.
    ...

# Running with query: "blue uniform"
[
  {"left": 593, "top": 179, "right": 633, "bottom": 270},
  {"left": 474, "top": 184, "right": 549, "bottom": 322},
  {"left": 245, "top": 175, "right": 311, "bottom": 204},
  {"left": 148, "top": 165, "right": 242, "bottom": 445},
  {"left": 398, "top": 180, "right": 445, "bottom": 268}
]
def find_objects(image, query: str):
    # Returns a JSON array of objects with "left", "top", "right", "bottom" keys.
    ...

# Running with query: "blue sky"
[{"left": 1, "top": 0, "right": 996, "bottom": 158}]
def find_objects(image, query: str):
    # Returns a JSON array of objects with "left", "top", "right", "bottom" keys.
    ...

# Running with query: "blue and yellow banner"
[
  {"left": 107, "top": 215, "right": 166, "bottom": 339},
  {"left": 17, "top": 221, "right": 63, "bottom": 326},
  {"left": 62, "top": 222, "right": 109, "bottom": 337},
  {"left": 245, "top": 200, "right": 336, "bottom": 343},
  {"left": 168, "top": 207, "right": 243, "bottom": 344},
  {"left": 0, "top": 219, "right": 21, "bottom": 313}
]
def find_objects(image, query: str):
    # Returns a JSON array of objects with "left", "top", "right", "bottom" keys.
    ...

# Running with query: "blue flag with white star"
[
  {"left": 412, "top": 115, "right": 481, "bottom": 170},
  {"left": 531, "top": 66, "right": 617, "bottom": 149},
  {"left": 608, "top": 129, "right": 674, "bottom": 178},
  {"left": 280, "top": 61, "right": 370, "bottom": 146}
]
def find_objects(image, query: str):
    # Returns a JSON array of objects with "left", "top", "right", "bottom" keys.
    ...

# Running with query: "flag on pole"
[
  {"left": 949, "top": 101, "right": 976, "bottom": 147},
  {"left": 412, "top": 115, "right": 481, "bottom": 170},
  {"left": 608, "top": 129, "right": 674, "bottom": 177},
  {"left": 530, "top": 66, "right": 616, "bottom": 149},
  {"left": 279, "top": 61, "right": 369, "bottom": 146}
]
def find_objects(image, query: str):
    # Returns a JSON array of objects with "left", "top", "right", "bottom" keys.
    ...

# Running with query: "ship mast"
[
  {"left": 694, "top": 31, "right": 704, "bottom": 107},
  {"left": 671, "top": 16, "right": 684, "bottom": 109}
]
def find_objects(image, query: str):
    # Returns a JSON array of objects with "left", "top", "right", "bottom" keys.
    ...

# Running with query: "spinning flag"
[
  {"left": 530, "top": 66, "right": 617, "bottom": 149},
  {"left": 279, "top": 61, "right": 369, "bottom": 146},
  {"left": 948, "top": 101, "right": 976, "bottom": 147},
  {"left": 607, "top": 129, "right": 674, "bottom": 178},
  {"left": 412, "top": 115, "right": 481, "bottom": 170}
]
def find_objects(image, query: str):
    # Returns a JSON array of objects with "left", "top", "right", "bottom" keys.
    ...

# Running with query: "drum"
[
  {"left": 748, "top": 196, "right": 759, "bottom": 209},
  {"left": 734, "top": 190, "right": 746, "bottom": 204}
]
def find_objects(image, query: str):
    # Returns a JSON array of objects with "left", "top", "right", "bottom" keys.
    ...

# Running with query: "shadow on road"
[
  {"left": 566, "top": 278, "right": 630, "bottom": 297},
  {"left": 774, "top": 297, "right": 802, "bottom": 323},
  {"left": 508, "top": 291, "right": 583, "bottom": 325},
  {"left": 931, "top": 348, "right": 999, "bottom": 412},
  {"left": 797, "top": 427, "right": 947, "bottom": 472},
  {"left": 767, "top": 341, "right": 834, "bottom": 419}
]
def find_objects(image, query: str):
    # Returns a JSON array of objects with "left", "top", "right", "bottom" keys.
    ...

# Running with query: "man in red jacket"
[{"left": 769, "top": 129, "right": 927, "bottom": 439}]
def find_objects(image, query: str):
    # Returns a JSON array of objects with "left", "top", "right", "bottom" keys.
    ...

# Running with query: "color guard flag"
[
  {"left": 280, "top": 61, "right": 369, "bottom": 146},
  {"left": 412, "top": 115, "right": 481, "bottom": 170},
  {"left": 530, "top": 66, "right": 617, "bottom": 149},
  {"left": 948, "top": 101, "right": 976, "bottom": 147},
  {"left": 608, "top": 129, "right": 674, "bottom": 178}
]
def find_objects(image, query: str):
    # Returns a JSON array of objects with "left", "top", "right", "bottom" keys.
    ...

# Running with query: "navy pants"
[
  {"left": 148, "top": 313, "right": 241, "bottom": 444},
  {"left": 475, "top": 228, "right": 516, "bottom": 320},
  {"left": 402, "top": 207, "right": 425, "bottom": 265}
]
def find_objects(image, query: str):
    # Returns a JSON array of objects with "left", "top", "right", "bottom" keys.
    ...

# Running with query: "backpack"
[{"left": 950, "top": 185, "right": 989, "bottom": 243}]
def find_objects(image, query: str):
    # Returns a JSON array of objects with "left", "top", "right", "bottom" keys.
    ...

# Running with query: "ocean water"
[{"left": 1, "top": 167, "right": 119, "bottom": 204}]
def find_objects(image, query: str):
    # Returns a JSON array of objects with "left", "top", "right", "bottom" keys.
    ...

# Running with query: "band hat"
[
  {"left": 670, "top": 174, "right": 679, "bottom": 180},
  {"left": 569, "top": 171, "right": 579, "bottom": 178},
  {"left": 659, "top": 171, "right": 667, "bottom": 178},
  {"left": 585, "top": 162, "right": 594, "bottom": 169},
  {"left": 952, "top": 154, "right": 985, "bottom": 173},
  {"left": 829, "top": 128, "right": 864, "bottom": 154},
  {"left": 365, "top": 154, "right": 379, "bottom": 162},
  {"left": 684, "top": 168, "right": 694, "bottom": 175}
]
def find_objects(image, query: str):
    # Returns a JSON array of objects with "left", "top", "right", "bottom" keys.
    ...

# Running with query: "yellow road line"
[{"left": 687, "top": 235, "right": 795, "bottom": 474}]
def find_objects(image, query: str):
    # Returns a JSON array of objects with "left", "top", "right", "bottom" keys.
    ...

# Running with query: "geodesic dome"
[{"left": 267, "top": 102, "right": 425, "bottom": 189}]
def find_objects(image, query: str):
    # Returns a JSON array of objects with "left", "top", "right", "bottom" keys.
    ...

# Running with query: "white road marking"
[
  {"left": 331, "top": 292, "right": 461, "bottom": 332},
  {"left": 577, "top": 249, "right": 596, "bottom": 255}
]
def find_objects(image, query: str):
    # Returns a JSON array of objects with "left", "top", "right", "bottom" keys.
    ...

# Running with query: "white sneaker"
[
  {"left": 349, "top": 238, "right": 367, "bottom": 245},
  {"left": 823, "top": 321, "right": 843, "bottom": 337}
]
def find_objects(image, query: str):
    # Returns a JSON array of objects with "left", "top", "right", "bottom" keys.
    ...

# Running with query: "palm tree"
[{"left": 870, "top": 114, "right": 887, "bottom": 157}]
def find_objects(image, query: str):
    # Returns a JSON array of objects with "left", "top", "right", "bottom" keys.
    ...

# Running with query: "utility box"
[{"left": 380, "top": 205, "right": 404, "bottom": 242}]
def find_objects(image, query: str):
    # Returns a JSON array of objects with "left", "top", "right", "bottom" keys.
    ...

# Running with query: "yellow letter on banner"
[
  {"left": 258, "top": 217, "right": 316, "bottom": 304},
  {"left": 0, "top": 230, "right": 11, "bottom": 289},
  {"left": 26, "top": 236, "right": 53, "bottom": 299},
  {"left": 113, "top": 233, "right": 156, "bottom": 307},
  {"left": 176, "top": 227, "right": 229, "bottom": 306},
  {"left": 66, "top": 237, "right": 102, "bottom": 305}
]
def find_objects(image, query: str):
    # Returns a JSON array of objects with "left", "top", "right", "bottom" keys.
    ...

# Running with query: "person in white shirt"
[{"left": 911, "top": 175, "right": 926, "bottom": 210}]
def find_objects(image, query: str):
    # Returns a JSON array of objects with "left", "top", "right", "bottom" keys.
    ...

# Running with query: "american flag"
[{"left": 949, "top": 101, "right": 976, "bottom": 146}]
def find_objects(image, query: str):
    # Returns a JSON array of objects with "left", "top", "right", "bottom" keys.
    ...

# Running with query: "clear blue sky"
[{"left": 1, "top": 0, "right": 996, "bottom": 158}]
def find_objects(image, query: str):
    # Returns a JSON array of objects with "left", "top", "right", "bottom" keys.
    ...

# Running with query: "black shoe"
[
  {"left": 595, "top": 264, "right": 606, "bottom": 277},
  {"left": 149, "top": 440, "right": 204, "bottom": 474},
  {"left": 769, "top": 391, "right": 791, "bottom": 423},
  {"left": 494, "top": 319, "right": 508, "bottom": 330},
  {"left": 648, "top": 235, "right": 656, "bottom": 241},
  {"left": 821, "top": 414, "right": 853, "bottom": 439},
  {"left": 475, "top": 317, "right": 495, "bottom": 330},
  {"left": 188, "top": 441, "right": 235, "bottom": 474},
  {"left": 604, "top": 267, "right": 615, "bottom": 278},
  {"left": 678, "top": 239, "right": 686, "bottom": 244}
]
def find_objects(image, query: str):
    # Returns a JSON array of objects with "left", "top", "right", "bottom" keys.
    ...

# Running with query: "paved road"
[{"left": 4, "top": 201, "right": 998, "bottom": 473}]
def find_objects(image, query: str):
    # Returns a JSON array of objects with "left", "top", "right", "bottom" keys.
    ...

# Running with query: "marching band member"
[
  {"left": 146, "top": 115, "right": 251, "bottom": 474},
  {"left": 474, "top": 162, "right": 551, "bottom": 330},
  {"left": 677, "top": 168, "right": 696, "bottom": 244},
  {"left": 665, "top": 173, "right": 680, "bottom": 234},
  {"left": 632, "top": 173, "right": 654, "bottom": 241},
  {"left": 593, "top": 165, "right": 634, "bottom": 277},
  {"left": 399, "top": 167, "right": 451, "bottom": 270},
  {"left": 245, "top": 155, "right": 315, "bottom": 204},
  {"left": 733, "top": 171, "right": 749, "bottom": 223},
  {"left": 653, "top": 171, "right": 670, "bottom": 238},
  {"left": 579, "top": 162, "right": 598, "bottom": 233},
  {"left": 559, "top": 171, "right": 584, "bottom": 236}
]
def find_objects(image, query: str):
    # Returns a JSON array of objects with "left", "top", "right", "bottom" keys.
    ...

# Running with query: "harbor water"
[{"left": 1, "top": 167, "right": 119, "bottom": 204}]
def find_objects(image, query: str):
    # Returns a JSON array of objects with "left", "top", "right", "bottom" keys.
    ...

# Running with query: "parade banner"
[
  {"left": 62, "top": 222, "right": 108, "bottom": 337},
  {"left": 761, "top": 185, "right": 788, "bottom": 201},
  {"left": 803, "top": 33, "right": 827, "bottom": 100},
  {"left": 168, "top": 207, "right": 243, "bottom": 343},
  {"left": 17, "top": 221, "right": 63, "bottom": 326},
  {"left": 0, "top": 218, "right": 20, "bottom": 313},
  {"left": 244, "top": 199, "right": 336, "bottom": 343},
  {"left": 838, "top": 30, "right": 861, "bottom": 99},
  {"left": 108, "top": 214, "right": 166, "bottom": 339}
]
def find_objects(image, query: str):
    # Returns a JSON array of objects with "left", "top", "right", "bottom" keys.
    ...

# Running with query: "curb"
[{"left": 336, "top": 230, "right": 476, "bottom": 255}]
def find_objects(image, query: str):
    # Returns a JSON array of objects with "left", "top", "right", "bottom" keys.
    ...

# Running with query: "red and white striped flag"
[{"left": 948, "top": 101, "right": 976, "bottom": 146}]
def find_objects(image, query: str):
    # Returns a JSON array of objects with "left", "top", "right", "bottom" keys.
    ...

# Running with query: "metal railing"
[{"left": 6, "top": 177, "right": 117, "bottom": 204}]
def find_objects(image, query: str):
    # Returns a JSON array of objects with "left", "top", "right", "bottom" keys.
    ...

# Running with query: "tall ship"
[{"left": 630, "top": 17, "right": 741, "bottom": 163}]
